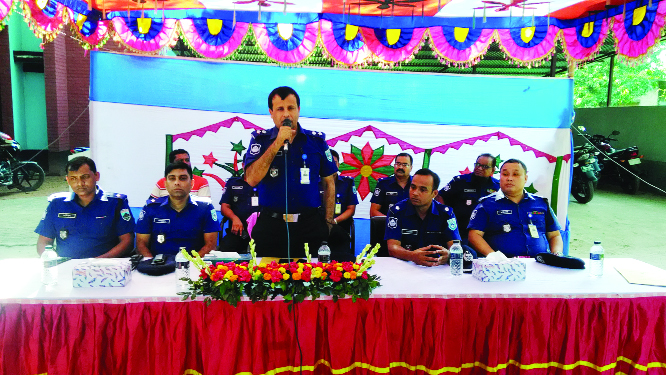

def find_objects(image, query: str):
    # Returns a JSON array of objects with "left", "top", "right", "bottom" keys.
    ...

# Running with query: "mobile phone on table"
[{"left": 152, "top": 254, "right": 165, "bottom": 265}]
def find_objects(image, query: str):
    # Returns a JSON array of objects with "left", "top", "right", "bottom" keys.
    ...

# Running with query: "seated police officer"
[
  {"left": 319, "top": 149, "right": 359, "bottom": 235},
  {"left": 468, "top": 159, "right": 563, "bottom": 257},
  {"left": 370, "top": 153, "right": 413, "bottom": 217},
  {"left": 136, "top": 162, "right": 219, "bottom": 257},
  {"left": 219, "top": 164, "right": 260, "bottom": 253},
  {"left": 149, "top": 149, "right": 211, "bottom": 200},
  {"left": 436, "top": 153, "right": 499, "bottom": 242},
  {"left": 385, "top": 168, "right": 462, "bottom": 267},
  {"left": 35, "top": 156, "right": 135, "bottom": 258}
]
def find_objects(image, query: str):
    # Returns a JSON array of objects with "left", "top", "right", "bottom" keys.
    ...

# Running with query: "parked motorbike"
[
  {"left": 571, "top": 126, "right": 600, "bottom": 204},
  {"left": 0, "top": 131, "right": 45, "bottom": 192},
  {"left": 585, "top": 130, "right": 643, "bottom": 194}
]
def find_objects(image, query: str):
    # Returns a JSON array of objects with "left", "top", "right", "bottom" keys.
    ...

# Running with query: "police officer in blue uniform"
[
  {"left": 319, "top": 149, "right": 359, "bottom": 235},
  {"left": 35, "top": 156, "right": 135, "bottom": 258},
  {"left": 385, "top": 169, "right": 462, "bottom": 267},
  {"left": 370, "top": 153, "right": 413, "bottom": 217},
  {"left": 136, "top": 162, "right": 219, "bottom": 257},
  {"left": 468, "top": 159, "right": 563, "bottom": 258},
  {"left": 436, "top": 153, "right": 500, "bottom": 241},
  {"left": 219, "top": 170, "right": 260, "bottom": 253},
  {"left": 245, "top": 86, "right": 338, "bottom": 258}
]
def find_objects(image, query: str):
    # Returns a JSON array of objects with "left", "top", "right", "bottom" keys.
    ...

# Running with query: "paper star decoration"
[{"left": 203, "top": 152, "right": 218, "bottom": 168}]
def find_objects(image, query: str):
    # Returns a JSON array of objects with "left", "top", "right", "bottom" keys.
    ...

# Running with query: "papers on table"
[{"left": 615, "top": 259, "right": 666, "bottom": 287}]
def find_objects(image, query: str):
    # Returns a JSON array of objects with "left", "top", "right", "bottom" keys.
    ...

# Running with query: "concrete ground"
[{"left": 2, "top": 176, "right": 665, "bottom": 270}]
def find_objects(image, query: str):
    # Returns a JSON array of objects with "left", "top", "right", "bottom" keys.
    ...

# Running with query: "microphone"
[{"left": 282, "top": 119, "right": 292, "bottom": 152}]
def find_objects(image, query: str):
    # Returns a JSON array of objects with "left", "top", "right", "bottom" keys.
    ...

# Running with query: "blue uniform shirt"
[
  {"left": 384, "top": 198, "right": 461, "bottom": 249},
  {"left": 467, "top": 190, "right": 561, "bottom": 257},
  {"left": 219, "top": 176, "right": 260, "bottom": 223},
  {"left": 319, "top": 174, "right": 360, "bottom": 231},
  {"left": 35, "top": 189, "right": 135, "bottom": 258},
  {"left": 135, "top": 196, "right": 220, "bottom": 255},
  {"left": 371, "top": 175, "right": 412, "bottom": 215},
  {"left": 439, "top": 174, "right": 500, "bottom": 237},
  {"left": 244, "top": 124, "right": 338, "bottom": 213}
]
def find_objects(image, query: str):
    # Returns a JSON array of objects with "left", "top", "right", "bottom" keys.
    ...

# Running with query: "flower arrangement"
[{"left": 179, "top": 241, "right": 381, "bottom": 307}]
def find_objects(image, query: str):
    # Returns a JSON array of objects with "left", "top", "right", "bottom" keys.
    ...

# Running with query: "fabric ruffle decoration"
[
  {"left": 561, "top": 18, "right": 611, "bottom": 64},
  {"left": 613, "top": 0, "right": 666, "bottom": 63},
  {"left": 253, "top": 21, "right": 318, "bottom": 64},
  {"left": 496, "top": 24, "right": 559, "bottom": 67},
  {"left": 111, "top": 15, "right": 178, "bottom": 53},
  {"left": 21, "top": 0, "right": 68, "bottom": 42},
  {"left": 319, "top": 19, "right": 371, "bottom": 66},
  {"left": 179, "top": 19, "right": 249, "bottom": 59},
  {"left": 360, "top": 26, "right": 426, "bottom": 65},
  {"left": 0, "top": 0, "right": 13, "bottom": 31},
  {"left": 428, "top": 26, "right": 494, "bottom": 67},
  {"left": 69, "top": 10, "right": 110, "bottom": 49}
]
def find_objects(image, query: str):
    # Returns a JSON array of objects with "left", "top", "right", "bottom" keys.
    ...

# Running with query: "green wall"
[{"left": 8, "top": 13, "right": 47, "bottom": 150}]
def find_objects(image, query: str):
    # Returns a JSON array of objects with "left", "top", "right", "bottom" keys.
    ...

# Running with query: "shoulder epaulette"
[
  {"left": 305, "top": 129, "right": 326, "bottom": 139},
  {"left": 251, "top": 128, "right": 270, "bottom": 138},
  {"left": 47, "top": 192, "right": 70, "bottom": 202},
  {"left": 192, "top": 196, "right": 213, "bottom": 205},
  {"left": 103, "top": 192, "right": 127, "bottom": 200},
  {"left": 479, "top": 192, "right": 499, "bottom": 202},
  {"left": 145, "top": 196, "right": 167, "bottom": 205},
  {"left": 340, "top": 175, "right": 353, "bottom": 180},
  {"left": 376, "top": 175, "right": 391, "bottom": 183}
]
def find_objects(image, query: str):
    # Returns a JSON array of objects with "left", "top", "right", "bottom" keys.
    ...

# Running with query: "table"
[{"left": 1, "top": 257, "right": 665, "bottom": 375}]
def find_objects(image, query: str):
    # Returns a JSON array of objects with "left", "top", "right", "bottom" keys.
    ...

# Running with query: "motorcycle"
[
  {"left": 585, "top": 130, "right": 643, "bottom": 194},
  {"left": 0, "top": 131, "right": 45, "bottom": 192},
  {"left": 571, "top": 126, "right": 600, "bottom": 204}
]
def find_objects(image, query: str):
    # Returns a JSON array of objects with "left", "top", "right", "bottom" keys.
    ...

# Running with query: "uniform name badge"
[
  {"left": 251, "top": 196, "right": 259, "bottom": 207},
  {"left": 157, "top": 234, "right": 165, "bottom": 244},
  {"left": 300, "top": 167, "right": 310, "bottom": 184},
  {"left": 528, "top": 224, "right": 539, "bottom": 238},
  {"left": 335, "top": 203, "right": 341, "bottom": 215},
  {"left": 503, "top": 224, "right": 511, "bottom": 233},
  {"left": 466, "top": 199, "right": 472, "bottom": 206},
  {"left": 59, "top": 229, "right": 68, "bottom": 240}
]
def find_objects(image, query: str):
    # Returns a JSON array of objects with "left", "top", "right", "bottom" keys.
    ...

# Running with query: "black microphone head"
[{"left": 282, "top": 118, "right": 292, "bottom": 128}]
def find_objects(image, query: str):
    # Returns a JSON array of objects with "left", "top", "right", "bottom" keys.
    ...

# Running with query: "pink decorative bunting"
[
  {"left": 496, "top": 25, "right": 559, "bottom": 66},
  {"left": 613, "top": 0, "right": 666, "bottom": 61},
  {"left": 21, "top": 0, "right": 67, "bottom": 41},
  {"left": 0, "top": 0, "right": 12, "bottom": 28},
  {"left": 253, "top": 22, "right": 319, "bottom": 64},
  {"left": 71, "top": 20, "right": 110, "bottom": 49},
  {"left": 172, "top": 116, "right": 264, "bottom": 142},
  {"left": 319, "top": 19, "right": 371, "bottom": 66},
  {"left": 561, "top": 19, "right": 611, "bottom": 63},
  {"left": 179, "top": 20, "right": 249, "bottom": 59},
  {"left": 327, "top": 125, "right": 425, "bottom": 154},
  {"left": 428, "top": 26, "right": 494, "bottom": 67},
  {"left": 111, "top": 17, "right": 178, "bottom": 52},
  {"left": 360, "top": 27, "right": 426, "bottom": 64}
]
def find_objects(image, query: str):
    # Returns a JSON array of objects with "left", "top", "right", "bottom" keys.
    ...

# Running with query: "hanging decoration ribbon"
[
  {"left": 613, "top": 0, "right": 666, "bottom": 62},
  {"left": 111, "top": 14, "right": 178, "bottom": 52},
  {"left": 319, "top": 19, "right": 370, "bottom": 67},
  {"left": 561, "top": 18, "right": 610, "bottom": 64},
  {"left": 179, "top": 19, "right": 249, "bottom": 59},
  {"left": 496, "top": 24, "right": 559, "bottom": 67},
  {"left": 253, "top": 21, "right": 318, "bottom": 65},
  {"left": 21, "top": 0, "right": 68, "bottom": 42},
  {"left": 0, "top": 0, "right": 13, "bottom": 31},
  {"left": 69, "top": 9, "right": 110, "bottom": 49},
  {"left": 428, "top": 26, "right": 494, "bottom": 67},
  {"left": 360, "top": 26, "right": 426, "bottom": 66}
]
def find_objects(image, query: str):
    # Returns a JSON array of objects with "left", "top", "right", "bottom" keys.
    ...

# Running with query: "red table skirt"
[{"left": 2, "top": 297, "right": 666, "bottom": 375}]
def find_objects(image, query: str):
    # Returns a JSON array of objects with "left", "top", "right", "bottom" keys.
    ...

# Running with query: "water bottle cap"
[
  {"left": 321, "top": 241, "right": 328, "bottom": 245},
  {"left": 594, "top": 241, "right": 601, "bottom": 245},
  {"left": 453, "top": 240, "right": 461, "bottom": 244}
]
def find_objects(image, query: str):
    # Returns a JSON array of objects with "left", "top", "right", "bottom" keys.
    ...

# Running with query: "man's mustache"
[{"left": 396, "top": 169, "right": 405, "bottom": 173}]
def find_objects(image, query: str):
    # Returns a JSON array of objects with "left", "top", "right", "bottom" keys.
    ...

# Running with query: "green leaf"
[
  {"left": 525, "top": 183, "right": 538, "bottom": 194},
  {"left": 350, "top": 144, "right": 363, "bottom": 164},
  {"left": 338, "top": 163, "right": 357, "bottom": 172},
  {"left": 369, "top": 145, "right": 384, "bottom": 165},
  {"left": 192, "top": 167, "right": 204, "bottom": 177},
  {"left": 373, "top": 166, "right": 394, "bottom": 176},
  {"left": 368, "top": 176, "right": 378, "bottom": 195}
]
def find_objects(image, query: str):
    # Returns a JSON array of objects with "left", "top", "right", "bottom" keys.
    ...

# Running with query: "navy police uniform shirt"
[
  {"left": 219, "top": 176, "right": 260, "bottom": 223},
  {"left": 439, "top": 174, "right": 499, "bottom": 237},
  {"left": 370, "top": 175, "right": 412, "bottom": 215},
  {"left": 319, "top": 174, "right": 360, "bottom": 230},
  {"left": 35, "top": 189, "right": 135, "bottom": 258},
  {"left": 384, "top": 198, "right": 462, "bottom": 250},
  {"left": 136, "top": 196, "right": 220, "bottom": 255},
  {"left": 244, "top": 124, "right": 338, "bottom": 213},
  {"left": 467, "top": 190, "right": 561, "bottom": 257}
]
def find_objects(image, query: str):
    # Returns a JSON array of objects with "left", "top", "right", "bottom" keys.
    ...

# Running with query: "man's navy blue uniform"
[
  {"left": 245, "top": 125, "right": 338, "bottom": 257},
  {"left": 439, "top": 173, "right": 499, "bottom": 239},
  {"left": 384, "top": 198, "right": 462, "bottom": 250},
  {"left": 35, "top": 190, "right": 135, "bottom": 258},
  {"left": 319, "top": 174, "right": 359, "bottom": 234},
  {"left": 219, "top": 176, "right": 260, "bottom": 252},
  {"left": 135, "top": 196, "right": 219, "bottom": 256},
  {"left": 371, "top": 175, "right": 412, "bottom": 215},
  {"left": 467, "top": 191, "right": 561, "bottom": 257}
]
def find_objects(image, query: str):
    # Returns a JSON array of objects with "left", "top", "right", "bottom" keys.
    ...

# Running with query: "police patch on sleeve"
[
  {"left": 443, "top": 183, "right": 451, "bottom": 191},
  {"left": 211, "top": 209, "right": 217, "bottom": 221},
  {"left": 249, "top": 144, "right": 261, "bottom": 155},
  {"left": 470, "top": 209, "right": 477, "bottom": 220},
  {"left": 352, "top": 185, "right": 357, "bottom": 194},
  {"left": 41, "top": 209, "right": 47, "bottom": 220},
  {"left": 388, "top": 217, "right": 398, "bottom": 229},
  {"left": 120, "top": 209, "right": 131, "bottom": 221},
  {"left": 325, "top": 149, "right": 332, "bottom": 162},
  {"left": 447, "top": 218, "right": 457, "bottom": 231},
  {"left": 139, "top": 209, "right": 145, "bottom": 221},
  {"left": 374, "top": 188, "right": 381, "bottom": 197}
]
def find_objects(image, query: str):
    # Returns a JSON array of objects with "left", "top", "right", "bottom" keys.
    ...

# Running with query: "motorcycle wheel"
[
  {"left": 571, "top": 178, "right": 595, "bottom": 204},
  {"left": 13, "top": 163, "right": 45, "bottom": 192},
  {"left": 620, "top": 166, "right": 640, "bottom": 195}
]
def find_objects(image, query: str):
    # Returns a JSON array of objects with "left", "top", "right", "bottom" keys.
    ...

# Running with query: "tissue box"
[
  {"left": 472, "top": 258, "right": 526, "bottom": 282},
  {"left": 73, "top": 259, "right": 132, "bottom": 287}
]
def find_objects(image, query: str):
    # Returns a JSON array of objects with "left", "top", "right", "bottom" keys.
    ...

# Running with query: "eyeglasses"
[
  {"left": 474, "top": 163, "right": 493, "bottom": 170},
  {"left": 395, "top": 162, "right": 411, "bottom": 168}
]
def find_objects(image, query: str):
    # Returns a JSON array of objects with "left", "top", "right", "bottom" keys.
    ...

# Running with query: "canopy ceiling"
[{"left": 1, "top": 0, "right": 665, "bottom": 68}]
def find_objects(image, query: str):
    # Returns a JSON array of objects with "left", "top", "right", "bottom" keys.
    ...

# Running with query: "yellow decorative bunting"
[
  {"left": 76, "top": 14, "right": 87, "bottom": 29},
  {"left": 454, "top": 27, "right": 469, "bottom": 43},
  {"left": 277, "top": 23, "right": 293, "bottom": 40},
  {"left": 633, "top": 6, "right": 646, "bottom": 26},
  {"left": 520, "top": 26, "right": 535, "bottom": 43},
  {"left": 137, "top": 17, "right": 152, "bottom": 34},
  {"left": 207, "top": 19, "right": 223, "bottom": 35},
  {"left": 35, "top": 0, "right": 49, "bottom": 10},
  {"left": 386, "top": 29, "right": 401, "bottom": 45},
  {"left": 581, "top": 21, "right": 594, "bottom": 38},
  {"left": 344, "top": 24, "right": 359, "bottom": 41}
]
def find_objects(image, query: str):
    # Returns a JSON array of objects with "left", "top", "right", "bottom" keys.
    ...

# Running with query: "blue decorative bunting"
[
  {"left": 440, "top": 26, "right": 483, "bottom": 50},
  {"left": 192, "top": 18, "right": 235, "bottom": 46},
  {"left": 624, "top": 1, "right": 657, "bottom": 41},
  {"left": 508, "top": 23, "right": 549, "bottom": 48},
  {"left": 332, "top": 22, "right": 364, "bottom": 52},
  {"left": 264, "top": 23, "right": 306, "bottom": 52},
  {"left": 373, "top": 28, "right": 414, "bottom": 49}
]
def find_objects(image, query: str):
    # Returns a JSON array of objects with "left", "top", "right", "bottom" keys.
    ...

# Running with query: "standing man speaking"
[{"left": 244, "top": 87, "right": 338, "bottom": 258}]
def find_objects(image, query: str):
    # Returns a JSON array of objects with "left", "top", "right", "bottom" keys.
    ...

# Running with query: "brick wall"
[{"left": 0, "top": 28, "right": 13, "bottom": 138}]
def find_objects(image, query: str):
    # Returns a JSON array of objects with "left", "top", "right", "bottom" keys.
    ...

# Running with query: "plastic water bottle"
[
  {"left": 175, "top": 247, "right": 190, "bottom": 290},
  {"left": 590, "top": 241, "right": 604, "bottom": 277},
  {"left": 318, "top": 241, "right": 331, "bottom": 263},
  {"left": 450, "top": 240, "right": 463, "bottom": 276},
  {"left": 41, "top": 245, "right": 58, "bottom": 285}
]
